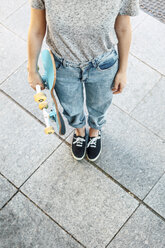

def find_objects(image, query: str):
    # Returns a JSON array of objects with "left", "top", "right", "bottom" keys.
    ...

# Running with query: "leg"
[
  {"left": 85, "top": 59, "right": 119, "bottom": 133},
  {"left": 54, "top": 66, "right": 86, "bottom": 129}
]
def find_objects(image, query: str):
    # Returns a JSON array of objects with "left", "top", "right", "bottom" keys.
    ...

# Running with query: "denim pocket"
[{"left": 96, "top": 50, "right": 118, "bottom": 72}]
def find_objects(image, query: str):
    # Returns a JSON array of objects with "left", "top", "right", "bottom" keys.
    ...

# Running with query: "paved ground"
[
  {"left": 140, "top": 0, "right": 165, "bottom": 24},
  {"left": 0, "top": 2, "right": 165, "bottom": 248}
]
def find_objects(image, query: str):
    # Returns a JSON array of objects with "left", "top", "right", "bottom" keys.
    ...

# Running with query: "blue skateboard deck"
[{"left": 41, "top": 49, "right": 66, "bottom": 135}]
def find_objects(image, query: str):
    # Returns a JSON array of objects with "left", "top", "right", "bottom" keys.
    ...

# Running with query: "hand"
[
  {"left": 112, "top": 70, "right": 127, "bottom": 94},
  {"left": 27, "top": 71, "right": 45, "bottom": 91}
]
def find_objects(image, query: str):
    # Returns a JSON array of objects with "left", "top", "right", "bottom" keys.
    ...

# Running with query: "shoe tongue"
[
  {"left": 75, "top": 134, "right": 85, "bottom": 138},
  {"left": 90, "top": 135, "right": 98, "bottom": 139}
]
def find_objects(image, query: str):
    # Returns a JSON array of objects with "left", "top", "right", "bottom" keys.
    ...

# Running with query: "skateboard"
[{"left": 34, "top": 49, "right": 66, "bottom": 135}]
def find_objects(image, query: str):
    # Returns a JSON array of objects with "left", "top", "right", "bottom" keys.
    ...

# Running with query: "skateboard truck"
[
  {"left": 34, "top": 84, "right": 55, "bottom": 134},
  {"left": 33, "top": 49, "right": 66, "bottom": 135},
  {"left": 43, "top": 108, "right": 55, "bottom": 135}
]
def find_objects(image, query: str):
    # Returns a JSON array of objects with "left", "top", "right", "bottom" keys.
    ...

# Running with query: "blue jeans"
[{"left": 52, "top": 47, "right": 119, "bottom": 131}]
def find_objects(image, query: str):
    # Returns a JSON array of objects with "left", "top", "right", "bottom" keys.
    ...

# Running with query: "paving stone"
[
  {"left": 0, "top": 0, "right": 26, "bottom": 22},
  {"left": 67, "top": 104, "right": 165, "bottom": 199},
  {"left": 107, "top": 205, "right": 165, "bottom": 248},
  {"left": 112, "top": 54, "right": 160, "bottom": 113},
  {"left": 131, "top": 9, "right": 149, "bottom": 31},
  {"left": 21, "top": 142, "right": 138, "bottom": 248},
  {"left": 0, "top": 192, "right": 82, "bottom": 248},
  {"left": 0, "top": 174, "right": 17, "bottom": 209},
  {"left": 0, "top": 62, "right": 74, "bottom": 139},
  {"left": 3, "top": 2, "right": 30, "bottom": 41},
  {"left": 144, "top": 174, "right": 165, "bottom": 219},
  {"left": 0, "top": 25, "right": 27, "bottom": 84},
  {"left": 130, "top": 76, "right": 165, "bottom": 139},
  {"left": 131, "top": 15, "right": 165, "bottom": 75},
  {"left": 0, "top": 92, "right": 61, "bottom": 187}
]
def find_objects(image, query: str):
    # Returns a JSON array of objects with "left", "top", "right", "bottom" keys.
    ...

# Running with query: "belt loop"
[
  {"left": 62, "top": 58, "right": 67, "bottom": 67},
  {"left": 91, "top": 58, "right": 97, "bottom": 68}
]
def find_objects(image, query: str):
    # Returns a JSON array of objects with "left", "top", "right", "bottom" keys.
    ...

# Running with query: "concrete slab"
[
  {"left": 0, "top": 92, "right": 61, "bottom": 187},
  {"left": 0, "top": 192, "right": 82, "bottom": 248},
  {"left": 0, "top": 62, "right": 74, "bottom": 139},
  {"left": 21, "top": 143, "right": 138, "bottom": 248},
  {"left": 131, "top": 9, "right": 149, "bottom": 31},
  {"left": 144, "top": 174, "right": 165, "bottom": 219},
  {"left": 67, "top": 104, "right": 165, "bottom": 199},
  {"left": 0, "top": 0, "right": 26, "bottom": 22},
  {"left": 131, "top": 15, "right": 165, "bottom": 75},
  {"left": 130, "top": 76, "right": 165, "bottom": 139},
  {"left": 0, "top": 25, "right": 27, "bottom": 84},
  {"left": 112, "top": 54, "right": 161, "bottom": 113},
  {"left": 0, "top": 174, "right": 17, "bottom": 209},
  {"left": 107, "top": 205, "right": 165, "bottom": 248},
  {"left": 3, "top": 2, "right": 30, "bottom": 41}
]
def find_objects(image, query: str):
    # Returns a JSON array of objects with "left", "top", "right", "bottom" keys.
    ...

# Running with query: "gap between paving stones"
[
  {"left": 105, "top": 204, "right": 141, "bottom": 247},
  {"left": 0, "top": 59, "right": 28, "bottom": 86},
  {"left": 0, "top": 177, "right": 19, "bottom": 210},
  {"left": 129, "top": 52, "right": 165, "bottom": 76},
  {"left": 1, "top": 192, "right": 18, "bottom": 211},
  {"left": 112, "top": 102, "right": 164, "bottom": 141},
  {"left": 3, "top": 131, "right": 164, "bottom": 225},
  {"left": 131, "top": 10, "right": 149, "bottom": 32},
  {"left": 142, "top": 172, "right": 165, "bottom": 201},
  {"left": 74, "top": 154, "right": 165, "bottom": 224},
  {"left": 1, "top": 54, "right": 164, "bottom": 143},
  {"left": 0, "top": 89, "right": 68, "bottom": 143},
  {"left": 1, "top": 72, "right": 164, "bottom": 144},
  {"left": 1, "top": 70, "right": 165, "bottom": 244},
  {"left": 0, "top": 189, "right": 86, "bottom": 248},
  {"left": 1, "top": 86, "right": 165, "bottom": 213},
  {"left": 1, "top": 139, "right": 165, "bottom": 246},
  {"left": 0, "top": 172, "right": 18, "bottom": 191},
  {"left": 18, "top": 191, "right": 86, "bottom": 248},
  {"left": 1, "top": 180, "right": 165, "bottom": 248},
  {"left": 0, "top": 1, "right": 27, "bottom": 23},
  {"left": 0, "top": 22, "right": 27, "bottom": 42},
  {"left": 1, "top": 7, "right": 164, "bottom": 248},
  {"left": 18, "top": 143, "right": 63, "bottom": 188}
]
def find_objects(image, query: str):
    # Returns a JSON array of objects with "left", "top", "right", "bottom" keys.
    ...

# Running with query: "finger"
[
  {"left": 113, "top": 90, "right": 121, "bottom": 94},
  {"left": 113, "top": 82, "right": 125, "bottom": 93},
  {"left": 40, "top": 83, "right": 45, "bottom": 90},
  {"left": 112, "top": 84, "right": 119, "bottom": 91},
  {"left": 118, "top": 83, "right": 125, "bottom": 93},
  {"left": 30, "top": 83, "right": 38, "bottom": 91},
  {"left": 113, "top": 88, "right": 123, "bottom": 94}
]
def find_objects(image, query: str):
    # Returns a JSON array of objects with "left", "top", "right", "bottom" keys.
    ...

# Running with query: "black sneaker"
[
  {"left": 71, "top": 129, "right": 87, "bottom": 161},
  {"left": 86, "top": 130, "right": 102, "bottom": 161}
]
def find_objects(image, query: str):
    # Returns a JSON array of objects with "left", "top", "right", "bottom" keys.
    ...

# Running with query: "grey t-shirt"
[{"left": 29, "top": 0, "right": 139, "bottom": 63}]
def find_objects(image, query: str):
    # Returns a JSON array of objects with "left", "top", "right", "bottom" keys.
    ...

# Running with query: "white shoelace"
[
  {"left": 73, "top": 137, "right": 86, "bottom": 147},
  {"left": 87, "top": 136, "right": 101, "bottom": 148}
]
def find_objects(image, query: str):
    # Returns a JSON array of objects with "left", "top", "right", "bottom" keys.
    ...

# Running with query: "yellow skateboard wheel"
[
  {"left": 44, "top": 126, "right": 54, "bottom": 134},
  {"left": 34, "top": 92, "right": 47, "bottom": 103},
  {"left": 39, "top": 102, "right": 48, "bottom": 110}
]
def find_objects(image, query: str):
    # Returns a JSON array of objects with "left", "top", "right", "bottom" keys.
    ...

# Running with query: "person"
[{"left": 27, "top": 0, "right": 139, "bottom": 161}]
